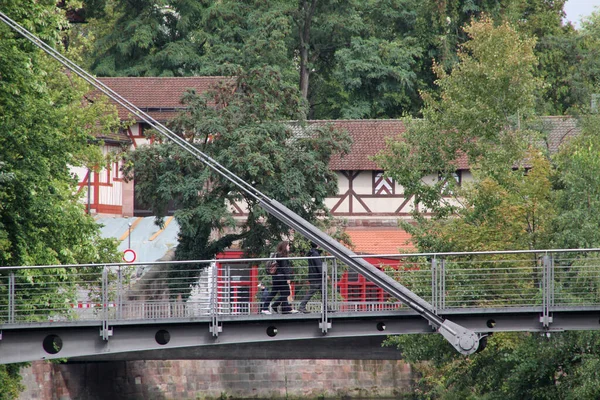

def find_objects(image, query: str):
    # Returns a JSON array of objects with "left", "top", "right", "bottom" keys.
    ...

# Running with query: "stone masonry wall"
[{"left": 19, "top": 359, "right": 413, "bottom": 400}]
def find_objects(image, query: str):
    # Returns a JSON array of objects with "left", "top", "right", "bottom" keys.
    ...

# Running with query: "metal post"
[
  {"left": 86, "top": 169, "right": 91, "bottom": 214},
  {"left": 332, "top": 258, "right": 338, "bottom": 309},
  {"left": 319, "top": 260, "right": 331, "bottom": 333},
  {"left": 431, "top": 257, "right": 438, "bottom": 313},
  {"left": 209, "top": 261, "right": 221, "bottom": 336},
  {"left": 8, "top": 272, "right": 14, "bottom": 324},
  {"left": 100, "top": 266, "right": 113, "bottom": 340},
  {"left": 541, "top": 254, "right": 554, "bottom": 328},
  {"left": 431, "top": 257, "right": 446, "bottom": 313},
  {"left": 116, "top": 266, "right": 123, "bottom": 320},
  {"left": 128, "top": 222, "right": 132, "bottom": 249},
  {"left": 441, "top": 258, "right": 446, "bottom": 310}
]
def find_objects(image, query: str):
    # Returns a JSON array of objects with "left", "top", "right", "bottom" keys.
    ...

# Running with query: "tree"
[
  {"left": 378, "top": 17, "right": 600, "bottom": 400},
  {"left": 375, "top": 17, "right": 541, "bottom": 230},
  {"left": 551, "top": 114, "right": 600, "bottom": 249},
  {"left": 122, "top": 66, "right": 351, "bottom": 262},
  {"left": 1, "top": 1, "right": 121, "bottom": 396},
  {"left": 86, "top": 0, "right": 207, "bottom": 76},
  {"left": 386, "top": 330, "right": 600, "bottom": 400},
  {"left": 82, "top": 0, "right": 297, "bottom": 79},
  {"left": 533, "top": 8, "right": 600, "bottom": 115},
  {"left": 0, "top": 2, "right": 120, "bottom": 267}
]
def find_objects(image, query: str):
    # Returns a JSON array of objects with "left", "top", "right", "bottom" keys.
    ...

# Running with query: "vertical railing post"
[
  {"left": 209, "top": 261, "right": 221, "bottom": 336},
  {"left": 320, "top": 259, "right": 331, "bottom": 333},
  {"left": 332, "top": 258, "right": 338, "bottom": 310},
  {"left": 116, "top": 265, "right": 123, "bottom": 320},
  {"left": 100, "top": 266, "right": 113, "bottom": 340},
  {"left": 541, "top": 254, "right": 553, "bottom": 328},
  {"left": 431, "top": 257, "right": 438, "bottom": 313},
  {"left": 440, "top": 258, "right": 446, "bottom": 311},
  {"left": 8, "top": 272, "right": 15, "bottom": 324},
  {"left": 431, "top": 257, "right": 446, "bottom": 314},
  {"left": 225, "top": 264, "right": 231, "bottom": 315},
  {"left": 550, "top": 254, "right": 555, "bottom": 313}
]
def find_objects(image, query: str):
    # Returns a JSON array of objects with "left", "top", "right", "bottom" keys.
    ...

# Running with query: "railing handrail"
[{"left": 2, "top": 248, "right": 600, "bottom": 271}]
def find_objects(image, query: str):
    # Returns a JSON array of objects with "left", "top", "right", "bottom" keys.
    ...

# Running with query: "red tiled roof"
[
  {"left": 88, "top": 76, "right": 581, "bottom": 170},
  {"left": 345, "top": 229, "right": 414, "bottom": 254},
  {"left": 315, "top": 116, "right": 579, "bottom": 171},
  {"left": 96, "top": 77, "right": 233, "bottom": 121},
  {"left": 317, "top": 120, "right": 406, "bottom": 171},
  {"left": 539, "top": 116, "right": 579, "bottom": 154},
  {"left": 300, "top": 120, "right": 469, "bottom": 171}
]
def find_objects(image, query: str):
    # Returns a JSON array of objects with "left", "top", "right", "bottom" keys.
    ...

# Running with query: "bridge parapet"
[{"left": 4, "top": 249, "right": 600, "bottom": 324}]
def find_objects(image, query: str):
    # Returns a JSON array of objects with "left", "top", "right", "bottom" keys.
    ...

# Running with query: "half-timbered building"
[
  {"left": 77, "top": 78, "right": 579, "bottom": 254},
  {"left": 73, "top": 76, "right": 230, "bottom": 216},
  {"left": 78, "top": 78, "right": 580, "bottom": 307}
]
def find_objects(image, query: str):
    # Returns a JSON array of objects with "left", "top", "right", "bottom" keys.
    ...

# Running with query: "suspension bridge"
[
  {"left": 3, "top": 11, "right": 600, "bottom": 365},
  {"left": 2, "top": 249, "right": 600, "bottom": 364}
]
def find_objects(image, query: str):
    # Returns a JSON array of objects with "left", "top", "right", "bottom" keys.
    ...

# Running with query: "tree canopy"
[
  {"left": 377, "top": 16, "right": 600, "bottom": 399},
  {"left": 0, "top": 1, "right": 121, "bottom": 396},
  {"left": 122, "top": 67, "right": 351, "bottom": 261},
  {"left": 77, "top": 0, "right": 587, "bottom": 119}
]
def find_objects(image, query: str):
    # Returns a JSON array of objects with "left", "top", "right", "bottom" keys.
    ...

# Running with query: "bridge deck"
[{"left": 1, "top": 249, "right": 600, "bottom": 363}]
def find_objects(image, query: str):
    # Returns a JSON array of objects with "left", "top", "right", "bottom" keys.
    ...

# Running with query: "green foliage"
[
  {"left": 1, "top": 2, "right": 121, "bottom": 396},
  {"left": 123, "top": 66, "right": 351, "bottom": 263},
  {"left": 552, "top": 114, "right": 600, "bottom": 248},
  {"left": 387, "top": 331, "right": 600, "bottom": 400},
  {"left": 326, "top": 36, "right": 421, "bottom": 119},
  {"left": 85, "top": 0, "right": 296, "bottom": 79},
  {"left": 88, "top": 0, "right": 205, "bottom": 76},
  {"left": 0, "top": 363, "right": 27, "bottom": 400},
  {"left": 376, "top": 18, "right": 541, "bottom": 223}
]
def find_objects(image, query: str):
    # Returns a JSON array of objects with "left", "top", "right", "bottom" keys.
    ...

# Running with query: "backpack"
[{"left": 265, "top": 252, "right": 278, "bottom": 275}]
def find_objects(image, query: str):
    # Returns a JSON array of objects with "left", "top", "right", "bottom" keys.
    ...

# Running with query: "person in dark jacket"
[
  {"left": 298, "top": 242, "right": 323, "bottom": 313},
  {"left": 261, "top": 241, "right": 298, "bottom": 314}
]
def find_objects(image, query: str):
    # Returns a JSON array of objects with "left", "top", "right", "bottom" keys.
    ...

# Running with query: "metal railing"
[{"left": 1, "top": 249, "right": 600, "bottom": 328}]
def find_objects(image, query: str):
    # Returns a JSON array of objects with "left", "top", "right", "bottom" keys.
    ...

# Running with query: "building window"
[
  {"left": 373, "top": 172, "right": 394, "bottom": 195},
  {"left": 438, "top": 171, "right": 462, "bottom": 194}
]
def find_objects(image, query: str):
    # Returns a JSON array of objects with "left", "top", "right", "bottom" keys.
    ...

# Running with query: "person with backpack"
[
  {"left": 298, "top": 242, "right": 323, "bottom": 313},
  {"left": 261, "top": 240, "right": 298, "bottom": 314}
]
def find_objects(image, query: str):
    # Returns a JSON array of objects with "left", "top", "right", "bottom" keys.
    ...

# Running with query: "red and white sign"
[
  {"left": 122, "top": 249, "right": 137, "bottom": 263},
  {"left": 70, "top": 303, "right": 116, "bottom": 308}
]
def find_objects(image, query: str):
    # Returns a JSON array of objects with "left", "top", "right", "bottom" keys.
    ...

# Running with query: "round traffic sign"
[{"left": 123, "top": 249, "right": 137, "bottom": 263}]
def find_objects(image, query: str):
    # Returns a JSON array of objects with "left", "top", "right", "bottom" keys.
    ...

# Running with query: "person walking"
[
  {"left": 261, "top": 241, "right": 298, "bottom": 314},
  {"left": 257, "top": 282, "right": 269, "bottom": 313},
  {"left": 298, "top": 242, "right": 323, "bottom": 313}
]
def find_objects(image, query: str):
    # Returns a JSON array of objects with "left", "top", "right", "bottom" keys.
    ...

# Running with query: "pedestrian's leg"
[
  {"left": 280, "top": 283, "right": 292, "bottom": 313},
  {"left": 299, "top": 280, "right": 321, "bottom": 312},
  {"left": 271, "top": 275, "right": 286, "bottom": 312},
  {"left": 261, "top": 285, "right": 277, "bottom": 313}
]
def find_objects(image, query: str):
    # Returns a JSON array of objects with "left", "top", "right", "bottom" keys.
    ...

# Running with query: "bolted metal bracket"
[
  {"left": 209, "top": 323, "right": 222, "bottom": 337},
  {"left": 540, "top": 314, "right": 554, "bottom": 328},
  {"left": 100, "top": 323, "right": 113, "bottom": 341},
  {"left": 319, "top": 320, "right": 332, "bottom": 334},
  {"left": 438, "top": 319, "right": 480, "bottom": 355}
]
